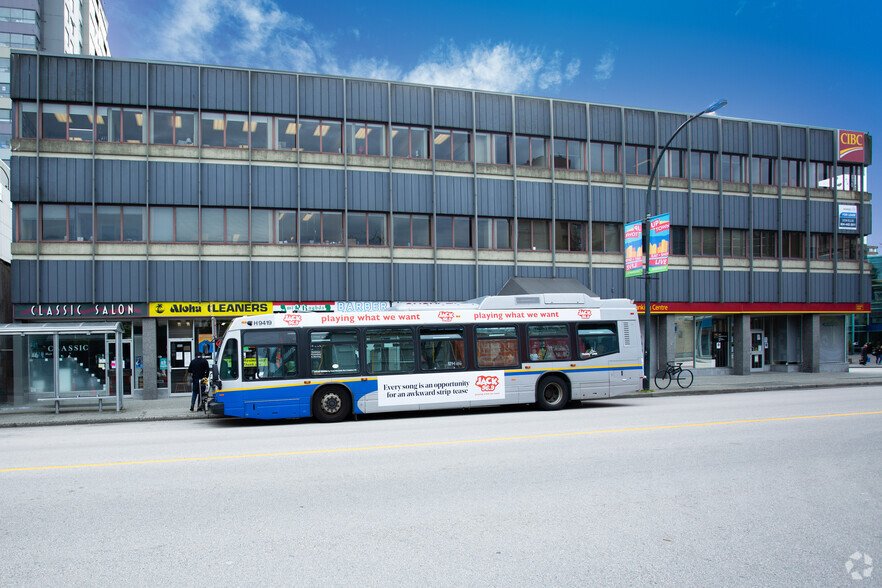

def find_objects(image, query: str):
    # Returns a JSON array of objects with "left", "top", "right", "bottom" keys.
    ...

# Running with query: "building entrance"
[
  {"left": 169, "top": 339, "right": 193, "bottom": 395},
  {"left": 750, "top": 330, "right": 765, "bottom": 371}
]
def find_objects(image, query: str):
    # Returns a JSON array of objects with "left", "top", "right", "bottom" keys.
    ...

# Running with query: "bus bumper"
[{"left": 208, "top": 400, "right": 225, "bottom": 416}]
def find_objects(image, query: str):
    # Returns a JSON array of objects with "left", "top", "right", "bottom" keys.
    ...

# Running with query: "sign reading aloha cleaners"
[
  {"left": 648, "top": 213, "right": 670, "bottom": 274},
  {"left": 150, "top": 302, "right": 272, "bottom": 317},
  {"left": 624, "top": 221, "right": 644, "bottom": 277},
  {"left": 838, "top": 130, "right": 867, "bottom": 163}
]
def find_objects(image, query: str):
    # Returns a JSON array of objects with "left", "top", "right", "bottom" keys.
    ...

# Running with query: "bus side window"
[
  {"left": 220, "top": 339, "right": 239, "bottom": 380},
  {"left": 419, "top": 327, "right": 465, "bottom": 371},
  {"left": 577, "top": 323, "right": 619, "bottom": 358}
]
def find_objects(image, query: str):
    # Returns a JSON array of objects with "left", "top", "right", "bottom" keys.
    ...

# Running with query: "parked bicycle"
[
  {"left": 654, "top": 362, "right": 694, "bottom": 389},
  {"left": 196, "top": 376, "right": 211, "bottom": 415}
]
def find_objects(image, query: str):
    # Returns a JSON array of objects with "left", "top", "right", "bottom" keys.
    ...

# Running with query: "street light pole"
[{"left": 642, "top": 99, "right": 727, "bottom": 390}]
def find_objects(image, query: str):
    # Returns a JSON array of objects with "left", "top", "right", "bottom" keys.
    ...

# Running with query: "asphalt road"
[{"left": 1, "top": 386, "right": 881, "bottom": 587}]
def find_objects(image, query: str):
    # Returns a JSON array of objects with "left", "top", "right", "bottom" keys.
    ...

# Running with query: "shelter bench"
[{"left": 37, "top": 396, "right": 115, "bottom": 414}]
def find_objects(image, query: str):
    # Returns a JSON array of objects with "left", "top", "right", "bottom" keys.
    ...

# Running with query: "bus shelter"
[{"left": 0, "top": 322, "right": 124, "bottom": 412}]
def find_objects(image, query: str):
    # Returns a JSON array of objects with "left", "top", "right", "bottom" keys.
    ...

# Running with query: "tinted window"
[{"left": 242, "top": 330, "right": 297, "bottom": 381}]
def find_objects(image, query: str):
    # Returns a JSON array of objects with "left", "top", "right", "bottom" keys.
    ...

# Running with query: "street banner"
[
  {"left": 648, "top": 213, "right": 670, "bottom": 274},
  {"left": 624, "top": 221, "right": 644, "bottom": 277}
]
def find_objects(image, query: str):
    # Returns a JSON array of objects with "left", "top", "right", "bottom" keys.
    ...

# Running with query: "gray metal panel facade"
[
  {"left": 96, "top": 260, "right": 147, "bottom": 302},
  {"left": 11, "top": 260, "right": 36, "bottom": 304},
  {"left": 517, "top": 181, "right": 552, "bottom": 219},
  {"left": 690, "top": 117, "right": 718, "bottom": 151},
  {"left": 11, "top": 156, "right": 36, "bottom": 202},
  {"left": 477, "top": 178, "right": 514, "bottom": 218},
  {"left": 434, "top": 88, "right": 473, "bottom": 130},
  {"left": 200, "top": 67, "right": 248, "bottom": 112},
  {"left": 624, "top": 109, "right": 654, "bottom": 146},
  {"left": 40, "top": 158, "right": 91, "bottom": 203},
  {"left": 782, "top": 199, "right": 806, "bottom": 231},
  {"left": 810, "top": 129, "right": 834, "bottom": 162},
  {"left": 347, "top": 80, "right": 388, "bottom": 122},
  {"left": 436, "top": 175, "right": 473, "bottom": 216},
  {"left": 478, "top": 264, "right": 515, "bottom": 298},
  {"left": 149, "top": 261, "right": 199, "bottom": 301},
  {"left": 753, "top": 197, "right": 779, "bottom": 230},
  {"left": 96, "top": 160, "right": 146, "bottom": 204},
  {"left": 148, "top": 63, "right": 199, "bottom": 109},
  {"left": 39, "top": 55, "right": 91, "bottom": 103},
  {"left": 252, "top": 262, "right": 298, "bottom": 301},
  {"left": 437, "top": 264, "right": 476, "bottom": 301},
  {"left": 390, "top": 84, "right": 432, "bottom": 126},
  {"left": 349, "top": 263, "right": 391, "bottom": 301},
  {"left": 149, "top": 161, "right": 199, "bottom": 206},
  {"left": 783, "top": 272, "right": 806, "bottom": 303},
  {"left": 591, "top": 186, "right": 622, "bottom": 223},
  {"left": 515, "top": 97, "right": 550, "bottom": 136},
  {"left": 299, "top": 76, "right": 344, "bottom": 119},
  {"left": 40, "top": 260, "right": 91, "bottom": 303},
  {"left": 862, "top": 204, "right": 872, "bottom": 235},
  {"left": 721, "top": 119, "right": 749, "bottom": 154},
  {"left": 252, "top": 165, "right": 297, "bottom": 209},
  {"left": 590, "top": 105, "right": 622, "bottom": 142},
  {"left": 518, "top": 265, "right": 553, "bottom": 279},
  {"left": 556, "top": 183, "right": 589, "bottom": 221},
  {"left": 554, "top": 101, "right": 588, "bottom": 141},
  {"left": 692, "top": 193, "right": 720, "bottom": 227},
  {"left": 201, "top": 164, "right": 249, "bottom": 208},
  {"left": 555, "top": 266, "right": 590, "bottom": 290},
  {"left": 348, "top": 170, "right": 389, "bottom": 212},
  {"left": 722, "top": 196, "right": 749, "bottom": 228},
  {"left": 95, "top": 60, "right": 147, "bottom": 106},
  {"left": 811, "top": 273, "right": 833, "bottom": 302},
  {"left": 301, "top": 262, "right": 345, "bottom": 300},
  {"left": 250, "top": 72, "right": 297, "bottom": 116},
  {"left": 658, "top": 191, "right": 688, "bottom": 226},
  {"left": 391, "top": 172, "right": 432, "bottom": 214},
  {"left": 475, "top": 93, "right": 512, "bottom": 133},
  {"left": 658, "top": 269, "right": 688, "bottom": 302},
  {"left": 694, "top": 270, "right": 720, "bottom": 302},
  {"left": 658, "top": 113, "right": 687, "bottom": 149},
  {"left": 202, "top": 261, "right": 249, "bottom": 301},
  {"left": 810, "top": 201, "right": 834, "bottom": 232},
  {"left": 754, "top": 271, "right": 778, "bottom": 302},
  {"left": 394, "top": 263, "right": 434, "bottom": 301},
  {"left": 11, "top": 53, "right": 37, "bottom": 100},
  {"left": 752, "top": 123, "right": 779, "bottom": 157},
  {"left": 301, "top": 168, "right": 344, "bottom": 210},
  {"left": 837, "top": 274, "right": 859, "bottom": 303},
  {"left": 723, "top": 270, "right": 749, "bottom": 302},
  {"left": 781, "top": 126, "right": 806, "bottom": 160},
  {"left": 593, "top": 267, "right": 624, "bottom": 299}
]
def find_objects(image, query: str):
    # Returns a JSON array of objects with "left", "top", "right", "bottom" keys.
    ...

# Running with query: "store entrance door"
[
  {"left": 169, "top": 339, "right": 193, "bottom": 395},
  {"left": 750, "top": 330, "right": 765, "bottom": 371}
]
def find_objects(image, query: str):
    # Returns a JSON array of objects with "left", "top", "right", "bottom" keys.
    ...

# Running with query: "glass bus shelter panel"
[
  {"left": 107, "top": 340, "right": 132, "bottom": 396},
  {"left": 27, "top": 334, "right": 55, "bottom": 403},
  {"left": 59, "top": 333, "right": 107, "bottom": 395}
]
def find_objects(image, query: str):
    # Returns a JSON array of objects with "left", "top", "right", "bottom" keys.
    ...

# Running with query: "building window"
[
  {"left": 151, "top": 110, "right": 197, "bottom": 146},
  {"left": 19, "top": 103, "right": 37, "bottom": 138},
  {"left": 811, "top": 233, "right": 832, "bottom": 260},
  {"left": 15, "top": 204, "right": 37, "bottom": 241},
  {"left": 691, "top": 227, "right": 718, "bottom": 256},
  {"left": 95, "top": 205, "right": 145, "bottom": 242},
  {"left": 434, "top": 129, "right": 470, "bottom": 162},
  {"left": 347, "top": 212, "right": 388, "bottom": 246},
  {"left": 780, "top": 159, "right": 805, "bottom": 187},
  {"left": 436, "top": 215, "right": 472, "bottom": 248},
  {"left": 300, "top": 210, "right": 343, "bottom": 245},
  {"left": 690, "top": 151, "right": 717, "bottom": 180},
  {"left": 38, "top": 104, "right": 93, "bottom": 141},
  {"left": 753, "top": 230, "right": 778, "bottom": 258},
  {"left": 200, "top": 112, "right": 250, "bottom": 149},
  {"left": 298, "top": 119, "right": 343, "bottom": 153},
  {"left": 554, "top": 139, "right": 585, "bottom": 171},
  {"left": 624, "top": 145, "right": 652, "bottom": 175},
  {"left": 670, "top": 226, "right": 688, "bottom": 255},
  {"left": 838, "top": 234, "right": 858, "bottom": 260},
  {"left": 476, "top": 132, "right": 510, "bottom": 165},
  {"left": 42, "top": 204, "right": 68, "bottom": 241},
  {"left": 782, "top": 231, "right": 805, "bottom": 258},
  {"left": 720, "top": 154, "right": 746, "bottom": 183},
  {"left": 477, "top": 217, "right": 511, "bottom": 250},
  {"left": 96, "top": 107, "right": 146, "bottom": 143},
  {"left": 391, "top": 125, "right": 429, "bottom": 159},
  {"left": 250, "top": 116, "right": 270, "bottom": 150},
  {"left": 590, "top": 142, "right": 620, "bottom": 173},
  {"left": 393, "top": 214, "right": 431, "bottom": 247},
  {"left": 251, "top": 209, "right": 272, "bottom": 244},
  {"left": 345, "top": 122, "right": 387, "bottom": 156},
  {"left": 722, "top": 229, "right": 748, "bottom": 257},
  {"left": 809, "top": 161, "right": 833, "bottom": 189},
  {"left": 515, "top": 135, "right": 548, "bottom": 167},
  {"left": 660, "top": 149, "right": 686, "bottom": 178},
  {"left": 751, "top": 156, "right": 777, "bottom": 185},
  {"left": 201, "top": 208, "right": 248, "bottom": 243},
  {"left": 275, "top": 118, "right": 298, "bottom": 150},
  {"left": 518, "top": 219, "right": 550, "bottom": 251},
  {"left": 150, "top": 207, "right": 197, "bottom": 243},
  {"left": 275, "top": 211, "right": 298, "bottom": 244},
  {"left": 591, "top": 222, "right": 621, "bottom": 253},
  {"left": 555, "top": 220, "right": 585, "bottom": 252}
]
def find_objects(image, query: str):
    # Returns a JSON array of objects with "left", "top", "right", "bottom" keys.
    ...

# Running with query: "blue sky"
[{"left": 105, "top": 0, "right": 881, "bottom": 239}]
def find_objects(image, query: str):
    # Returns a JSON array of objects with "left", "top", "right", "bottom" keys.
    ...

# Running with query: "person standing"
[{"left": 187, "top": 352, "right": 210, "bottom": 411}]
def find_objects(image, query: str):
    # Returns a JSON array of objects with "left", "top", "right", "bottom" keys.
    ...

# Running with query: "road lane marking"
[{"left": 3, "top": 409, "right": 882, "bottom": 473}]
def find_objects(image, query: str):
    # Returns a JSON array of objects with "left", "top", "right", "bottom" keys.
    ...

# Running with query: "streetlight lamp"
[{"left": 642, "top": 98, "right": 727, "bottom": 389}]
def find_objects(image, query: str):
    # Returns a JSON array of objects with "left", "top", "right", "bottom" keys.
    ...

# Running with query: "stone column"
[
  {"left": 142, "top": 319, "right": 158, "bottom": 400},
  {"left": 801, "top": 314, "right": 820, "bottom": 373},
  {"left": 732, "top": 314, "right": 751, "bottom": 375}
]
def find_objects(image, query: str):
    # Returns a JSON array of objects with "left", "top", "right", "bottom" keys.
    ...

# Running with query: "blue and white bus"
[{"left": 208, "top": 293, "right": 643, "bottom": 422}]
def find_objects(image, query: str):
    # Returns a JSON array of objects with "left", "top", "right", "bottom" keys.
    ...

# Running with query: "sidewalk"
[{"left": 2, "top": 367, "right": 881, "bottom": 428}]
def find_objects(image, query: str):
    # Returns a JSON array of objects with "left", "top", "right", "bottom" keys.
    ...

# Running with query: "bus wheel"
[
  {"left": 312, "top": 387, "right": 351, "bottom": 423},
  {"left": 536, "top": 375, "right": 569, "bottom": 411}
]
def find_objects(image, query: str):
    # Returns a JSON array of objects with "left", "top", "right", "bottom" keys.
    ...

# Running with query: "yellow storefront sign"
[{"left": 150, "top": 302, "right": 272, "bottom": 317}]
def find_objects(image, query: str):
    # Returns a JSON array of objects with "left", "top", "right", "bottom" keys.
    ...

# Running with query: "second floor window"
[
  {"left": 518, "top": 219, "right": 550, "bottom": 250},
  {"left": 722, "top": 229, "right": 748, "bottom": 257},
  {"left": 477, "top": 217, "right": 511, "bottom": 250},
  {"left": 624, "top": 145, "right": 652, "bottom": 175},
  {"left": 347, "top": 211, "right": 387, "bottom": 246},
  {"left": 393, "top": 214, "right": 431, "bottom": 247},
  {"left": 434, "top": 129, "right": 470, "bottom": 162},
  {"left": 391, "top": 125, "right": 429, "bottom": 159},
  {"left": 692, "top": 227, "right": 718, "bottom": 256},
  {"left": 782, "top": 231, "right": 805, "bottom": 258},
  {"left": 554, "top": 139, "right": 585, "bottom": 171},
  {"left": 436, "top": 215, "right": 472, "bottom": 248},
  {"left": 476, "top": 132, "right": 510, "bottom": 165},
  {"left": 345, "top": 122, "right": 386, "bottom": 156},
  {"left": 670, "top": 226, "right": 688, "bottom": 255},
  {"left": 516, "top": 136, "right": 548, "bottom": 167},
  {"left": 151, "top": 110, "right": 197, "bottom": 146},
  {"left": 753, "top": 230, "right": 778, "bottom": 258},
  {"left": 201, "top": 208, "right": 249, "bottom": 243},
  {"left": 751, "top": 156, "right": 777, "bottom": 185},
  {"left": 781, "top": 159, "right": 805, "bottom": 187},
  {"left": 591, "top": 222, "right": 621, "bottom": 253},
  {"left": 660, "top": 149, "right": 686, "bottom": 178},
  {"left": 690, "top": 151, "right": 717, "bottom": 181},
  {"left": 590, "top": 142, "right": 620, "bottom": 173},
  {"left": 299, "top": 119, "right": 343, "bottom": 153},
  {"left": 721, "top": 154, "right": 746, "bottom": 183},
  {"left": 555, "top": 220, "right": 585, "bottom": 252},
  {"left": 300, "top": 210, "right": 343, "bottom": 245}
]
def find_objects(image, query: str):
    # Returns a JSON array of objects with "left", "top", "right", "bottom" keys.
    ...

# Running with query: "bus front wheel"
[
  {"left": 312, "top": 386, "right": 352, "bottom": 423},
  {"left": 536, "top": 375, "right": 570, "bottom": 411}
]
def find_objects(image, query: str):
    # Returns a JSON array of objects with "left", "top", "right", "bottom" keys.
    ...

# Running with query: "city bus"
[{"left": 208, "top": 293, "right": 643, "bottom": 422}]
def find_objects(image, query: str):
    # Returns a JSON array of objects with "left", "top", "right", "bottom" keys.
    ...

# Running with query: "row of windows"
[
  {"left": 221, "top": 322, "right": 621, "bottom": 381},
  {"left": 16, "top": 103, "right": 847, "bottom": 187},
  {"left": 670, "top": 227, "right": 859, "bottom": 260}
]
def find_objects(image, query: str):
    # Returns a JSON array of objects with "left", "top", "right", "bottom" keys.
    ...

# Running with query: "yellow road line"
[{"left": 3, "top": 410, "right": 882, "bottom": 473}]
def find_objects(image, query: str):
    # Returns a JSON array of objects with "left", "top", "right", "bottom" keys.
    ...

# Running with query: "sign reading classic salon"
[
  {"left": 150, "top": 302, "right": 272, "bottom": 317},
  {"left": 15, "top": 303, "right": 149, "bottom": 320}
]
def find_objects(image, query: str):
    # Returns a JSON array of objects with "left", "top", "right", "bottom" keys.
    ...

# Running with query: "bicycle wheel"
[
  {"left": 654, "top": 369, "right": 672, "bottom": 389},
  {"left": 676, "top": 368, "right": 694, "bottom": 388}
]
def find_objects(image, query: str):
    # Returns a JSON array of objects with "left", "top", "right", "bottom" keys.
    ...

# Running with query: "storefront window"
[
  {"left": 673, "top": 316, "right": 695, "bottom": 368},
  {"left": 27, "top": 334, "right": 55, "bottom": 401},
  {"left": 59, "top": 334, "right": 107, "bottom": 394}
]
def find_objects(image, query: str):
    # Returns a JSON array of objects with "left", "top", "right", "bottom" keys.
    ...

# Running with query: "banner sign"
[
  {"left": 648, "top": 213, "right": 670, "bottom": 274},
  {"left": 273, "top": 302, "right": 334, "bottom": 313},
  {"left": 635, "top": 302, "right": 869, "bottom": 314},
  {"left": 838, "top": 204, "right": 858, "bottom": 231},
  {"left": 377, "top": 371, "right": 505, "bottom": 407},
  {"left": 624, "top": 221, "right": 644, "bottom": 277},
  {"left": 838, "top": 130, "right": 866, "bottom": 163},
  {"left": 15, "top": 303, "right": 149, "bottom": 320},
  {"left": 150, "top": 302, "right": 272, "bottom": 317}
]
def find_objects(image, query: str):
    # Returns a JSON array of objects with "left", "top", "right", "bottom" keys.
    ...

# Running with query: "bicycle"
[
  {"left": 654, "top": 362, "right": 694, "bottom": 389},
  {"left": 197, "top": 376, "right": 211, "bottom": 415}
]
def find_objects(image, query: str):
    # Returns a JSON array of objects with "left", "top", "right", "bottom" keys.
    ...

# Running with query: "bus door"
[{"left": 576, "top": 323, "right": 621, "bottom": 399}]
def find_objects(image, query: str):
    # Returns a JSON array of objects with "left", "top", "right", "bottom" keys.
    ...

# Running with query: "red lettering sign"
[
  {"left": 475, "top": 375, "right": 499, "bottom": 392},
  {"left": 839, "top": 130, "right": 866, "bottom": 163},
  {"left": 578, "top": 309, "right": 592, "bottom": 319},
  {"left": 282, "top": 314, "right": 302, "bottom": 326},
  {"left": 438, "top": 311, "right": 455, "bottom": 322}
]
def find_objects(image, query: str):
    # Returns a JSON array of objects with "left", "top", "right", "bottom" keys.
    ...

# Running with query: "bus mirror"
[{"left": 212, "top": 365, "right": 222, "bottom": 390}]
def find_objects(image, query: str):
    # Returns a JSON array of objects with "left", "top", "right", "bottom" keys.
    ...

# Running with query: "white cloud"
[{"left": 594, "top": 50, "right": 615, "bottom": 81}]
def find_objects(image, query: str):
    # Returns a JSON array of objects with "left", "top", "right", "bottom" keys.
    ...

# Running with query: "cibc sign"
[{"left": 839, "top": 130, "right": 867, "bottom": 163}]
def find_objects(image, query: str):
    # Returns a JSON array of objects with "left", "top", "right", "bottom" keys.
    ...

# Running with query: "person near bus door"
[{"left": 187, "top": 352, "right": 210, "bottom": 411}]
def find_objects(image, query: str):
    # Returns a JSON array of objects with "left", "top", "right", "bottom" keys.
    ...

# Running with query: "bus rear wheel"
[
  {"left": 536, "top": 375, "right": 570, "bottom": 411},
  {"left": 312, "top": 386, "right": 351, "bottom": 423}
]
